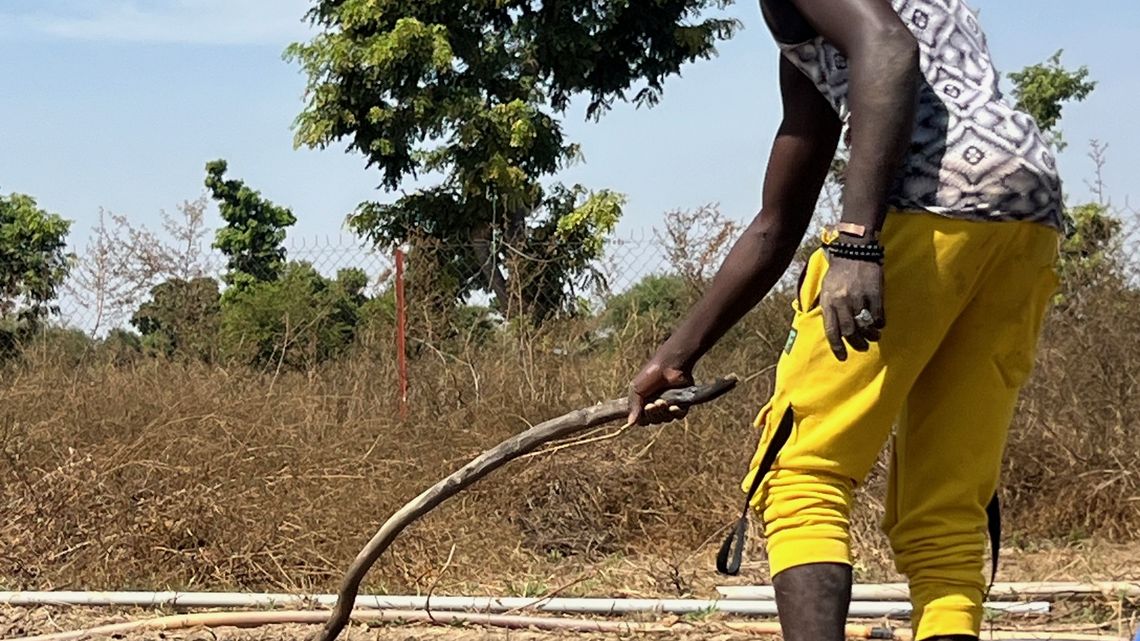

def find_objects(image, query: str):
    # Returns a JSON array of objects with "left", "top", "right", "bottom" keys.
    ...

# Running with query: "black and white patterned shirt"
[{"left": 768, "top": 0, "right": 1064, "bottom": 229}]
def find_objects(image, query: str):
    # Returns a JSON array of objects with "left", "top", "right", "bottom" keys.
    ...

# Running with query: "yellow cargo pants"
[{"left": 742, "top": 211, "right": 1059, "bottom": 640}]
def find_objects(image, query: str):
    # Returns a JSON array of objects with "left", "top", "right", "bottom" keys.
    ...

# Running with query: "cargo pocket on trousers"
[{"left": 742, "top": 397, "right": 793, "bottom": 510}]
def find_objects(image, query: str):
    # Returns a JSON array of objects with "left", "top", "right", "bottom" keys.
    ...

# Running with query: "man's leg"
[
  {"left": 885, "top": 223, "right": 1059, "bottom": 640},
  {"left": 772, "top": 562, "right": 853, "bottom": 641},
  {"left": 742, "top": 213, "right": 1006, "bottom": 640}
]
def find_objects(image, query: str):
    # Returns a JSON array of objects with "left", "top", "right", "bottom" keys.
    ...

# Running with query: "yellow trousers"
[{"left": 742, "top": 211, "right": 1059, "bottom": 640}]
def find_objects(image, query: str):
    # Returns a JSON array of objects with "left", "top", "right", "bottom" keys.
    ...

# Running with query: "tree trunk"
[{"left": 470, "top": 224, "right": 512, "bottom": 317}]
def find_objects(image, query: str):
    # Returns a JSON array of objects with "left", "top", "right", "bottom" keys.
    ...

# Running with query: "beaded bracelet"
[{"left": 824, "top": 240, "right": 885, "bottom": 264}]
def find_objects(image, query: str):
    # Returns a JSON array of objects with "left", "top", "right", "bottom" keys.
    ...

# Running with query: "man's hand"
[
  {"left": 627, "top": 356, "right": 695, "bottom": 426},
  {"left": 820, "top": 256, "right": 885, "bottom": 361}
]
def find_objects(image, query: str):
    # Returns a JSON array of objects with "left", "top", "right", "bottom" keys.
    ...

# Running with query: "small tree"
[
  {"left": 131, "top": 277, "right": 222, "bottom": 361},
  {"left": 1058, "top": 202, "right": 1123, "bottom": 284},
  {"left": 0, "top": 192, "right": 72, "bottom": 351},
  {"left": 205, "top": 160, "right": 297, "bottom": 290},
  {"left": 1008, "top": 50, "right": 1096, "bottom": 151},
  {"left": 657, "top": 205, "right": 743, "bottom": 295},
  {"left": 604, "top": 273, "right": 690, "bottom": 335},
  {"left": 218, "top": 263, "right": 369, "bottom": 369}
]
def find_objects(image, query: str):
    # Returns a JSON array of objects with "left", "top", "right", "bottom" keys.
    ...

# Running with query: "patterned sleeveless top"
[{"left": 767, "top": 0, "right": 1064, "bottom": 229}]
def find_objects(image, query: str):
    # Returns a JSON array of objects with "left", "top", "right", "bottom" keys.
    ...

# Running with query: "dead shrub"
[{"left": 509, "top": 453, "right": 659, "bottom": 558}]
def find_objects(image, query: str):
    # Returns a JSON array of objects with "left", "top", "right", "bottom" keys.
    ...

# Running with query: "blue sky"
[{"left": 1, "top": 0, "right": 1137, "bottom": 247}]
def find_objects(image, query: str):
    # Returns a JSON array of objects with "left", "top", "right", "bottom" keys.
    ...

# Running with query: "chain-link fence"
[
  {"left": 55, "top": 235, "right": 400, "bottom": 338},
  {"left": 5, "top": 202, "right": 1140, "bottom": 361},
  {"left": 48, "top": 235, "right": 684, "bottom": 332}
]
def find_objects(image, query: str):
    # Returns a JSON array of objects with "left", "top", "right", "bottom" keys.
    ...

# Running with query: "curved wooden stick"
[{"left": 315, "top": 376, "right": 739, "bottom": 641}]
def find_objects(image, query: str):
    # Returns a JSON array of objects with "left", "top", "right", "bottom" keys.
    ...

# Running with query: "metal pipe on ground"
[
  {"left": 717, "top": 582, "right": 1140, "bottom": 601},
  {"left": 0, "top": 609, "right": 676, "bottom": 641},
  {"left": 0, "top": 591, "right": 1051, "bottom": 618},
  {"left": 1, "top": 607, "right": 1130, "bottom": 641}
]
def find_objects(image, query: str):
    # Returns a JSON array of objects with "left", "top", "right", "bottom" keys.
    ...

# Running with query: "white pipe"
[
  {"left": 3, "top": 610, "right": 681, "bottom": 641},
  {"left": 0, "top": 591, "right": 1049, "bottom": 618},
  {"left": 5, "top": 610, "right": 1132, "bottom": 641},
  {"left": 718, "top": 582, "right": 1140, "bottom": 601}
]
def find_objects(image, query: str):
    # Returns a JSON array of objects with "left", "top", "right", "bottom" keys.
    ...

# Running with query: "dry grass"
[{"left": 1, "top": 275, "right": 1138, "bottom": 601}]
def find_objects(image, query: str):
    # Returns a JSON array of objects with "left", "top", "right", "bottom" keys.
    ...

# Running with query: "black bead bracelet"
[{"left": 824, "top": 240, "right": 885, "bottom": 264}]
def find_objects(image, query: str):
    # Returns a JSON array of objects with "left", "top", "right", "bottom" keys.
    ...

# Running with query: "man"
[{"left": 626, "top": 1, "right": 1062, "bottom": 640}]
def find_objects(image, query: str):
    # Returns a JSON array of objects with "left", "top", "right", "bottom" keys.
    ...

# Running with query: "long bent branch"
[{"left": 315, "top": 376, "right": 739, "bottom": 641}]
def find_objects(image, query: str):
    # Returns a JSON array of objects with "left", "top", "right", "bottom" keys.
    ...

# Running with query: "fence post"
[{"left": 395, "top": 247, "right": 409, "bottom": 419}]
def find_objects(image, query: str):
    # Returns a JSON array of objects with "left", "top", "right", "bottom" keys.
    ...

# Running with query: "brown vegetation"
[
  {"left": 2, "top": 205, "right": 1139, "bottom": 600},
  {"left": 2, "top": 277, "right": 1138, "bottom": 597}
]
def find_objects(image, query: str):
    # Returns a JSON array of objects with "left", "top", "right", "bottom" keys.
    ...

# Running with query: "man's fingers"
[
  {"left": 643, "top": 400, "right": 670, "bottom": 425},
  {"left": 847, "top": 329, "right": 870, "bottom": 352},
  {"left": 856, "top": 293, "right": 884, "bottom": 343},
  {"left": 627, "top": 390, "right": 647, "bottom": 426},
  {"left": 630, "top": 390, "right": 671, "bottom": 426},
  {"left": 823, "top": 305, "right": 847, "bottom": 361},
  {"left": 639, "top": 400, "right": 689, "bottom": 425},
  {"left": 839, "top": 302, "right": 869, "bottom": 352},
  {"left": 836, "top": 304, "right": 857, "bottom": 339},
  {"left": 836, "top": 304, "right": 872, "bottom": 352}
]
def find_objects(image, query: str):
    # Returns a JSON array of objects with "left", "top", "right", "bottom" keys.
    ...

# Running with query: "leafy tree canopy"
[
  {"left": 218, "top": 262, "right": 369, "bottom": 369},
  {"left": 131, "top": 277, "right": 222, "bottom": 361},
  {"left": 0, "top": 192, "right": 72, "bottom": 329},
  {"left": 1008, "top": 50, "right": 1096, "bottom": 150},
  {"left": 206, "top": 160, "right": 297, "bottom": 290},
  {"left": 286, "top": 0, "right": 737, "bottom": 320}
]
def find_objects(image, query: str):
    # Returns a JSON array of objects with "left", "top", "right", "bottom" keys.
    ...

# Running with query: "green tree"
[
  {"left": 1008, "top": 50, "right": 1096, "bottom": 150},
  {"left": 0, "top": 193, "right": 72, "bottom": 352},
  {"left": 131, "top": 277, "right": 222, "bottom": 361},
  {"left": 1060, "top": 202, "right": 1121, "bottom": 265},
  {"left": 286, "top": 0, "right": 736, "bottom": 321},
  {"left": 205, "top": 160, "right": 297, "bottom": 289},
  {"left": 219, "top": 262, "right": 369, "bottom": 369},
  {"left": 604, "top": 273, "right": 690, "bottom": 333},
  {"left": 507, "top": 185, "right": 625, "bottom": 320},
  {"left": 101, "top": 328, "right": 144, "bottom": 364}
]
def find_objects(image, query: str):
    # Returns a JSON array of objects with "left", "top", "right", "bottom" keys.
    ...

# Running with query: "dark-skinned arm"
[
  {"left": 628, "top": 0, "right": 922, "bottom": 423},
  {"left": 789, "top": 0, "right": 920, "bottom": 359},
  {"left": 627, "top": 56, "right": 840, "bottom": 425},
  {"left": 790, "top": 0, "right": 920, "bottom": 240}
]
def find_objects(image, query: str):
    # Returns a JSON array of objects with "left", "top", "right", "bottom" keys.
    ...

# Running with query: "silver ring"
[{"left": 855, "top": 309, "right": 875, "bottom": 327}]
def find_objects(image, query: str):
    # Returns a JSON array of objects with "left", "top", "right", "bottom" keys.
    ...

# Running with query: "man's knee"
[
  {"left": 889, "top": 529, "right": 987, "bottom": 641},
  {"left": 888, "top": 524, "right": 987, "bottom": 584},
  {"left": 761, "top": 468, "right": 857, "bottom": 576}
]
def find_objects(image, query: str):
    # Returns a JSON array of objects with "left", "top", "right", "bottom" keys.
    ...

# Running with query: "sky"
[{"left": 1, "top": 0, "right": 1138, "bottom": 249}]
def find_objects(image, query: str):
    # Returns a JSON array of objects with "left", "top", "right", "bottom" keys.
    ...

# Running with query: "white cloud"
[{"left": 3, "top": 0, "right": 316, "bottom": 45}]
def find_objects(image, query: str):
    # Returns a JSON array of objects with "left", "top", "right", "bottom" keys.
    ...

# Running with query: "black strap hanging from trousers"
[
  {"left": 985, "top": 492, "right": 1001, "bottom": 597},
  {"left": 717, "top": 405, "right": 1004, "bottom": 585},
  {"left": 717, "top": 407, "right": 795, "bottom": 576}
]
